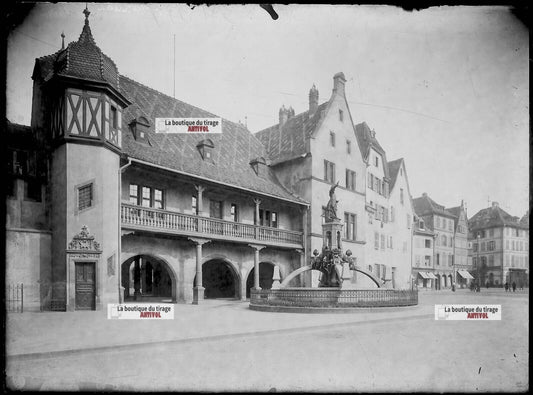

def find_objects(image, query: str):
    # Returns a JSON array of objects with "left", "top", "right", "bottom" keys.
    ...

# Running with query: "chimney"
[
  {"left": 287, "top": 106, "right": 295, "bottom": 118},
  {"left": 309, "top": 84, "right": 319, "bottom": 116},
  {"left": 422, "top": 192, "right": 428, "bottom": 198},
  {"left": 332, "top": 72, "right": 346, "bottom": 96},
  {"left": 492, "top": 201, "right": 499, "bottom": 208},
  {"left": 279, "top": 105, "right": 289, "bottom": 127}
]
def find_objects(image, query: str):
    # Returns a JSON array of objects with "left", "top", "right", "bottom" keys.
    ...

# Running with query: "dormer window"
[
  {"left": 419, "top": 220, "right": 425, "bottom": 230},
  {"left": 250, "top": 157, "right": 267, "bottom": 176},
  {"left": 129, "top": 116, "right": 151, "bottom": 145},
  {"left": 196, "top": 139, "right": 215, "bottom": 161}
]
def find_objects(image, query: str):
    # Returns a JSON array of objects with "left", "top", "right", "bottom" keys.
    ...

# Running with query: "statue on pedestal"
[{"left": 325, "top": 181, "right": 340, "bottom": 222}]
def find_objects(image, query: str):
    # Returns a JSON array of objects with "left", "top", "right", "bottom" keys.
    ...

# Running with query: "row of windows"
[
  {"left": 367, "top": 173, "right": 389, "bottom": 198},
  {"left": 476, "top": 228, "right": 526, "bottom": 239},
  {"left": 130, "top": 184, "right": 164, "bottom": 209},
  {"left": 471, "top": 254, "right": 527, "bottom": 268},
  {"left": 435, "top": 234, "right": 454, "bottom": 247},
  {"left": 329, "top": 132, "right": 352, "bottom": 154},
  {"left": 505, "top": 227, "right": 525, "bottom": 237},
  {"left": 473, "top": 241, "right": 497, "bottom": 252},
  {"left": 435, "top": 216, "right": 454, "bottom": 231},
  {"left": 130, "top": 184, "right": 279, "bottom": 227},
  {"left": 374, "top": 232, "right": 394, "bottom": 251},
  {"left": 414, "top": 255, "right": 432, "bottom": 267},
  {"left": 323, "top": 160, "right": 358, "bottom": 192},
  {"left": 505, "top": 254, "right": 528, "bottom": 268},
  {"left": 505, "top": 240, "right": 527, "bottom": 251},
  {"left": 436, "top": 252, "right": 454, "bottom": 267}
]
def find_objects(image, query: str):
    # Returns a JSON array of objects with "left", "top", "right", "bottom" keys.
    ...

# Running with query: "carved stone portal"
[{"left": 67, "top": 225, "right": 102, "bottom": 252}]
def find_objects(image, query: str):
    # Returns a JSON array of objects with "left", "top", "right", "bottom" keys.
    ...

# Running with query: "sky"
[{"left": 6, "top": 3, "right": 529, "bottom": 219}]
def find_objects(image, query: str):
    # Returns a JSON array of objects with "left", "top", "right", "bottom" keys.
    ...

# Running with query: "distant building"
[
  {"left": 413, "top": 193, "right": 460, "bottom": 290},
  {"left": 411, "top": 215, "right": 437, "bottom": 289},
  {"left": 446, "top": 201, "right": 472, "bottom": 288},
  {"left": 468, "top": 202, "right": 529, "bottom": 287}
]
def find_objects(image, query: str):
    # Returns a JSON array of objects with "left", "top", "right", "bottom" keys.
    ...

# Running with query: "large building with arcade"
[{"left": 5, "top": 7, "right": 416, "bottom": 312}]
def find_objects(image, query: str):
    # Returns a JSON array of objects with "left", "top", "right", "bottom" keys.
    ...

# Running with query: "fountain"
[{"left": 250, "top": 183, "right": 418, "bottom": 312}]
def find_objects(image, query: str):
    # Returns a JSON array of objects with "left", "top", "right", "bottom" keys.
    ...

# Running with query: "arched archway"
[
  {"left": 195, "top": 259, "right": 240, "bottom": 299},
  {"left": 121, "top": 255, "right": 176, "bottom": 302},
  {"left": 435, "top": 274, "right": 441, "bottom": 290},
  {"left": 246, "top": 262, "right": 276, "bottom": 298},
  {"left": 448, "top": 274, "right": 453, "bottom": 288}
]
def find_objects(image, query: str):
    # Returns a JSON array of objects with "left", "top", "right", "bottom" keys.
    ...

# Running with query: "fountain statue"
[{"left": 249, "top": 181, "right": 418, "bottom": 311}]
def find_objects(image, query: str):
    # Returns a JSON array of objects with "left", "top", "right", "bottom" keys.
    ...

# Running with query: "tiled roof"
[
  {"left": 469, "top": 205, "right": 528, "bottom": 231},
  {"left": 446, "top": 206, "right": 461, "bottom": 218},
  {"left": 354, "top": 122, "right": 386, "bottom": 157},
  {"left": 413, "top": 194, "right": 455, "bottom": 219},
  {"left": 254, "top": 102, "right": 329, "bottom": 165},
  {"left": 119, "top": 76, "right": 307, "bottom": 205},
  {"left": 354, "top": 122, "right": 389, "bottom": 178},
  {"left": 520, "top": 211, "right": 529, "bottom": 226},
  {"left": 33, "top": 12, "right": 119, "bottom": 89},
  {"left": 387, "top": 158, "right": 403, "bottom": 190}
]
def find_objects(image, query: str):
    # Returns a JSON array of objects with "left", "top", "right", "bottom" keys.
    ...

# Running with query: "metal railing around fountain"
[{"left": 250, "top": 288, "right": 418, "bottom": 308}]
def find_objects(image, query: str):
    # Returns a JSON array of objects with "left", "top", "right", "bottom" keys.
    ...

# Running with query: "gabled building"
[
  {"left": 468, "top": 202, "right": 529, "bottom": 287},
  {"left": 353, "top": 121, "right": 414, "bottom": 289},
  {"left": 446, "top": 201, "right": 472, "bottom": 288},
  {"left": 413, "top": 193, "right": 457, "bottom": 289},
  {"left": 411, "top": 215, "right": 437, "bottom": 289},
  {"left": 6, "top": 8, "right": 308, "bottom": 311},
  {"left": 256, "top": 73, "right": 368, "bottom": 287}
]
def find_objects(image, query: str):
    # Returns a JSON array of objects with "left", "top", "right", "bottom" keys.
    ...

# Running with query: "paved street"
[{"left": 5, "top": 289, "right": 529, "bottom": 392}]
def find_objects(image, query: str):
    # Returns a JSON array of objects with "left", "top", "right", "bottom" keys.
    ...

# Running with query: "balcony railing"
[{"left": 121, "top": 203, "right": 303, "bottom": 247}]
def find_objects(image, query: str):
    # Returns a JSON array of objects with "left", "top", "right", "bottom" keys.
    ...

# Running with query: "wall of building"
[
  {"left": 121, "top": 165, "right": 303, "bottom": 232},
  {"left": 5, "top": 229, "right": 52, "bottom": 311},
  {"left": 307, "top": 89, "right": 367, "bottom": 286}
]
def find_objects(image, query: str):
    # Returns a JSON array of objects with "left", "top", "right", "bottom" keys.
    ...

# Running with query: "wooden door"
[{"left": 75, "top": 262, "right": 96, "bottom": 310}]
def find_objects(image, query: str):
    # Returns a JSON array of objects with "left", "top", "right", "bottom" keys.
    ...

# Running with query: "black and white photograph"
[{"left": 4, "top": 3, "right": 529, "bottom": 392}]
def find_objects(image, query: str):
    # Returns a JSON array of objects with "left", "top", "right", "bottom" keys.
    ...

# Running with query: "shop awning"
[
  {"left": 418, "top": 272, "right": 430, "bottom": 279},
  {"left": 426, "top": 272, "right": 437, "bottom": 280},
  {"left": 457, "top": 270, "right": 474, "bottom": 279}
]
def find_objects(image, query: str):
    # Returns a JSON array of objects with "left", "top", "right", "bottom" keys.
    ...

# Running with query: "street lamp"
[{"left": 476, "top": 233, "right": 481, "bottom": 292}]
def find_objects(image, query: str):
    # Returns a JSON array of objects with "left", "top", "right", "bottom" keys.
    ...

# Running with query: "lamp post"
[{"left": 476, "top": 234, "right": 481, "bottom": 292}]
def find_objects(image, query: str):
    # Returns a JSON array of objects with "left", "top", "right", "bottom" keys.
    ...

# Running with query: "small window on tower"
[
  {"left": 339, "top": 109, "right": 344, "bottom": 122},
  {"left": 111, "top": 106, "right": 118, "bottom": 129},
  {"left": 78, "top": 183, "right": 93, "bottom": 211}
]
